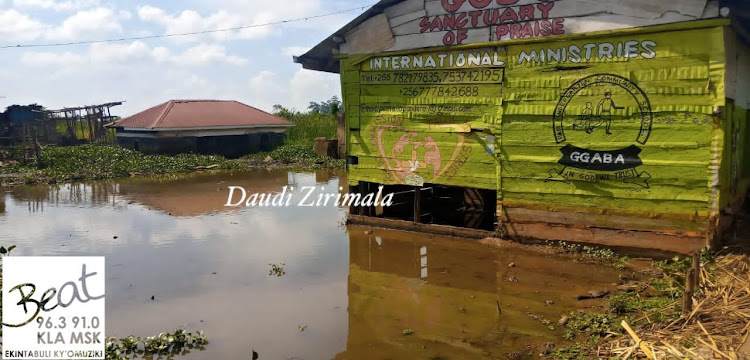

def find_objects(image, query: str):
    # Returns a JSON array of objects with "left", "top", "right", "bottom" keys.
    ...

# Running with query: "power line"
[{"left": 0, "top": 4, "right": 375, "bottom": 49}]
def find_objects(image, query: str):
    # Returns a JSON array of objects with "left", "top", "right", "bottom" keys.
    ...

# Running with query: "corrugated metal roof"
[
  {"left": 293, "top": 0, "right": 405, "bottom": 74},
  {"left": 112, "top": 100, "right": 294, "bottom": 130}
]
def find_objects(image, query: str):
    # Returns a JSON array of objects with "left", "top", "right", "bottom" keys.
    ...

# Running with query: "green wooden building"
[{"left": 295, "top": 0, "right": 750, "bottom": 254}]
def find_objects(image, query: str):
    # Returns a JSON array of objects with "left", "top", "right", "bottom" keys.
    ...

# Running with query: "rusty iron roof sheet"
[{"left": 112, "top": 100, "right": 294, "bottom": 129}]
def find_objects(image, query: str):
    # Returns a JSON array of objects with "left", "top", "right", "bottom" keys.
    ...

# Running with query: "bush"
[{"left": 275, "top": 110, "right": 337, "bottom": 145}]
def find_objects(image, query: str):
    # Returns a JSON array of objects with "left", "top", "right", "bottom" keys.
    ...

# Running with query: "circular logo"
[{"left": 553, "top": 74, "right": 653, "bottom": 146}]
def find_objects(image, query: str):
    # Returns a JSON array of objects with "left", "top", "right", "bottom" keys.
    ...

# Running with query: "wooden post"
[
  {"left": 85, "top": 109, "right": 93, "bottom": 143},
  {"left": 22, "top": 123, "right": 28, "bottom": 162},
  {"left": 106, "top": 106, "right": 113, "bottom": 143},
  {"left": 78, "top": 111, "right": 85, "bottom": 140},
  {"left": 414, "top": 187, "right": 421, "bottom": 223},
  {"left": 33, "top": 127, "right": 40, "bottom": 161},
  {"left": 359, "top": 183, "right": 368, "bottom": 216},
  {"left": 693, "top": 253, "right": 700, "bottom": 292},
  {"left": 336, "top": 112, "right": 346, "bottom": 159},
  {"left": 349, "top": 185, "right": 360, "bottom": 215},
  {"left": 683, "top": 254, "right": 697, "bottom": 315}
]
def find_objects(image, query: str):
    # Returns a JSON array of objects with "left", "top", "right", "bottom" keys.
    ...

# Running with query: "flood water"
[{"left": 0, "top": 170, "right": 624, "bottom": 359}]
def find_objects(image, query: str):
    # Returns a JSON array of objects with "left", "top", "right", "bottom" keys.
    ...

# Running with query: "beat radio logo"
[{"left": 2, "top": 257, "right": 105, "bottom": 359}]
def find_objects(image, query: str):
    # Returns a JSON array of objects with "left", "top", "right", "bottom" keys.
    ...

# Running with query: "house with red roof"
[{"left": 110, "top": 100, "right": 294, "bottom": 158}]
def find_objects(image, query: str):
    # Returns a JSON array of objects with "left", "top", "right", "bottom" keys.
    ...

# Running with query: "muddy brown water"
[{"left": 0, "top": 170, "right": 625, "bottom": 359}]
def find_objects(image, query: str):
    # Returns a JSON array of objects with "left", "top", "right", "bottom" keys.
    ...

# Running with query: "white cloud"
[
  {"left": 48, "top": 7, "right": 125, "bottom": 40},
  {"left": 246, "top": 68, "right": 340, "bottom": 112},
  {"left": 12, "top": 0, "right": 100, "bottom": 11},
  {"left": 171, "top": 43, "right": 247, "bottom": 66},
  {"left": 201, "top": 0, "right": 362, "bottom": 34},
  {"left": 137, "top": 5, "right": 272, "bottom": 42},
  {"left": 281, "top": 46, "right": 310, "bottom": 57},
  {"left": 88, "top": 41, "right": 164, "bottom": 64},
  {"left": 201, "top": 0, "right": 326, "bottom": 24},
  {"left": 21, "top": 41, "right": 248, "bottom": 68},
  {"left": 249, "top": 70, "right": 279, "bottom": 90},
  {"left": 288, "top": 69, "right": 339, "bottom": 111},
  {"left": 0, "top": 9, "right": 47, "bottom": 42},
  {"left": 0, "top": 6, "right": 125, "bottom": 44},
  {"left": 20, "top": 50, "right": 84, "bottom": 66},
  {"left": 185, "top": 75, "right": 208, "bottom": 87}
]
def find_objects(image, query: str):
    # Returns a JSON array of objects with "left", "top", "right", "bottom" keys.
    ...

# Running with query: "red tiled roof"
[{"left": 113, "top": 100, "right": 294, "bottom": 129}]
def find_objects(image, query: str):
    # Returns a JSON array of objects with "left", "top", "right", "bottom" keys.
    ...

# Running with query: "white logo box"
[{"left": 2, "top": 257, "right": 105, "bottom": 360}]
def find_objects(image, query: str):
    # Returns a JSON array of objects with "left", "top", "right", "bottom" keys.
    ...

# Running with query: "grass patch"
[{"left": 545, "top": 250, "right": 716, "bottom": 359}]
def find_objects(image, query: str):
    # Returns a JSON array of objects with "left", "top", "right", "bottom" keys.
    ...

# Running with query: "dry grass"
[{"left": 600, "top": 255, "right": 750, "bottom": 359}]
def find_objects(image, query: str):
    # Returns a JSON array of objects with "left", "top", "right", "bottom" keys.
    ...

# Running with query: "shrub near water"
[
  {"left": 1, "top": 143, "right": 343, "bottom": 184},
  {"left": 277, "top": 111, "right": 337, "bottom": 145},
  {"left": 37, "top": 145, "right": 231, "bottom": 181}
]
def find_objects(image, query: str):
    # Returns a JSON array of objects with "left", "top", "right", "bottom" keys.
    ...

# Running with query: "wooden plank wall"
[
  {"left": 500, "top": 26, "right": 726, "bottom": 233},
  {"left": 342, "top": 49, "right": 504, "bottom": 190},
  {"left": 339, "top": 0, "right": 719, "bottom": 55}
]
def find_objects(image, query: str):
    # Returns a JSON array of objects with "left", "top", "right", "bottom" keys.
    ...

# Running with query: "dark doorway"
[{"left": 352, "top": 182, "right": 497, "bottom": 231}]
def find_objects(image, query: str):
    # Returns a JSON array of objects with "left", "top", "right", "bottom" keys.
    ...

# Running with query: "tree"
[
  {"left": 306, "top": 96, "right": 341, "bottom": 115},
  {"left": 307, "top": 101, "right": 323, "bottom": 114},
  {"left": 272, "top": 104, "right": 298, "bottom": 120}
]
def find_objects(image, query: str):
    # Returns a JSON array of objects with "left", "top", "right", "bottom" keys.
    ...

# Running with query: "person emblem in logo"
[
  {"left": 572, "top": 92, "right": 624, "bottom": 135},
  {"left": 572, "top": 102, "right": 595, "bottom": 133},
  {"left": 596, "top": 91, "right": 624, "bottom": 135}
]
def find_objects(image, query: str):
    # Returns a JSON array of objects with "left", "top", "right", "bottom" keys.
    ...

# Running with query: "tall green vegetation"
[{"left": 272, "top": 99, "right": 339, "bottom": 145}]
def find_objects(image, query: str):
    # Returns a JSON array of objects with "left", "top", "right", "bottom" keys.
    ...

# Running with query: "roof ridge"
[
  {"left": 172, "top": 99, "right": 230, "bottom": 103},
  {"left": 233, "top": 100, "right": 292, "bottom": 124},
  {"left": 113, "top": 101, "right": 166, "bottom": 127},
  {"left": 149, "top": 100, "right": 175, "bottom": 129}
]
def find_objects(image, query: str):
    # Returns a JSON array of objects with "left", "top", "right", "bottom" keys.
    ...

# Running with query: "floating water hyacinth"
[
  {"left": 105, "top": 329, "right": 208, "bottom": 360},
  {"left": 269, "top": 263, "right": 286, "bottom": 277}
]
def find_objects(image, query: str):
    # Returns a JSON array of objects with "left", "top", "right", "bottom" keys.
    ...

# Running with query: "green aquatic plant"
[
  {"left": 563, "top": 312, "right": 621, "bottom": 343},
  {"left": 613, "top": 256, "right": 630, "bottom": 270},
  {"left": 548, "top": 241, "right": 621, "bottom": 264},
  {"left": 0, "top": 143, "right": 344, "bottom": 185},
  {"left": 268, "top": 263, "right": 286, "bottom": 277},
  {"left": 105, "top": 329, "right": 207, "bottom": 360},
  {"left": 550, "top": 343, "right": 591, "bottom": 360}
]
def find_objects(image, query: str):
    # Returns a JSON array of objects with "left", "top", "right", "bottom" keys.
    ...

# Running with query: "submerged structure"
[
  {"left": 111, "top": 100, "right": 293, "bottom": 158},
  {"left": 295, "top": 0, "right": 750, "bottom": 253}
]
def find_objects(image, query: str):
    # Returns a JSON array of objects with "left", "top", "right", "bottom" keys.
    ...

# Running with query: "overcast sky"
[{"left": 0, "top": 0, "right": 372, "bottom": 116}]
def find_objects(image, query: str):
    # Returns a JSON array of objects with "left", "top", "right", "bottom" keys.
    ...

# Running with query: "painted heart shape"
[{"left": 375, "top": 124, "right": 467, "bottom": 185}]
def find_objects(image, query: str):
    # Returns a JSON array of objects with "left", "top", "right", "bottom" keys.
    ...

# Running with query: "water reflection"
[
  {"left": 337, "top": 227, "right": 624, "bottom": 359},
  {"left": 5, "top": 170, "right": 342, "bottom": 217},
  {"left": 0, "top": 171, "right": 622, "bottom": 359}
]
